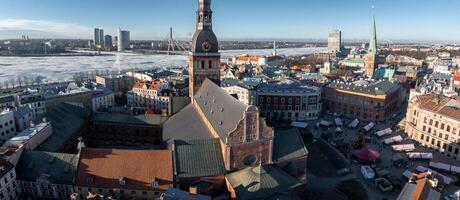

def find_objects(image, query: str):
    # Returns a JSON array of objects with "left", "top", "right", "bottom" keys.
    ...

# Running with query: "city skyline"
[{"left": 0, "top": 0, "right": 459, "bottom": 43}]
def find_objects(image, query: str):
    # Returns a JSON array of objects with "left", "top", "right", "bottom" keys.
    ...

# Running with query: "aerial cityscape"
[{"left": 0, "top": 0, "right": 460, "bottom": 200}]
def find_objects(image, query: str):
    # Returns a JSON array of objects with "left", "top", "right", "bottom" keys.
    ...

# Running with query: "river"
[{"left": 0, "top": 47, "right": 326, "bottom": 83}]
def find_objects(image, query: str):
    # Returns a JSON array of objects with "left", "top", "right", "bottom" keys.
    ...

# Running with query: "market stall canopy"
[{"left": 354, "top": 147, "right": 380, "bottom": 161}]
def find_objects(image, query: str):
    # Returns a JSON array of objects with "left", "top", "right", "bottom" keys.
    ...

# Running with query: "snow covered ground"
[{"left": 0, "top": 47, "right": 326, "bottom": 83}]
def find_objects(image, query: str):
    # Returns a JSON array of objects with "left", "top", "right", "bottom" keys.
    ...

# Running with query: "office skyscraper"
[
  {"left": 94, "top": 28, "right": 100, "bottom": 46},
  {"left": 118, "top": 29, "right": 130, "bottom": 52},
  {"left": 328, "top": 29, "right": 342, "bottom": 52},
  {"left": 104, "top": 35, "right": 112, "bottom": 49},
  {"left": 99, "top": 29, "right": 104, "bottom": 48},
  {"left": 94, "top": 28, "right": 105, "bottom": 48}
]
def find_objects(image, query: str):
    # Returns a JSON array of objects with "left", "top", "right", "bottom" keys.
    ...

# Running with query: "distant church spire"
[{"left": 368, "top": 15, "right": 377, "bottom": 55}]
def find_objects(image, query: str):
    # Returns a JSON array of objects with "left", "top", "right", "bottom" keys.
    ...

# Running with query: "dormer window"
[
  {"left": 119, "top": 176, "right": 126, "bottom": 186},
  {"left": 152, "top": 178, "right": 159, "bottom": 187}
]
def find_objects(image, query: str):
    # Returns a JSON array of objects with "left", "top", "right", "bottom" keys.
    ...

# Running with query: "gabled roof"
[
  {"left": 273, "top": 129, "right": 308, "bottom": 163},
  {"left": 16, "top": 150, "right": 78, "bottom": 185},
  {"left": 225, "top": 165, "right": 303, "bottom": 200},
  {"left": 37, "top": 102, "right": 89, "bottom": 152},
  {"left": 13, "top": 106, "right": 32, "bottom": 118},
  {"left": 194, "top": 79, "right": 247, "bottom": 142},
  {"left": 174, "top": 139, "right": 226, "bottom": 178},
  {"left": 163, "top": 104, "right": 214, "bottom": 142},
  {"left": 91, "top": 112, "right": 168, "bottom": 126},
  {"left": 75, "top": 148, "right": 173, "bottom": 191}
]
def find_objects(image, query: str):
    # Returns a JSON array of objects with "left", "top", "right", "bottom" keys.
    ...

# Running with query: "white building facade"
[
  {"left": 0, "top": 159, "right": 17, "bottom": 200},
  {"left": 91, "top": 89, "right": 115, "bottom": 112},
  {"left": 0, "top": 110, "right": 16, "bottom": 144},
  {"left": 405, "top": 94, "right": 460, "bottom": 161},
  {"left": 127, "top": 80, "right": 172, "bottom": 114}
]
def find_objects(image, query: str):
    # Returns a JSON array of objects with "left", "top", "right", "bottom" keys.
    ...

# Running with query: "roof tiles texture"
[
  {"left": 415, "top": 94, "right": 460, "bottom": 121},
  {"left": 225, "top": 165, "right": 302, "bottom": 200},
  {"left": 16, "top": 150, "right": 78, "bottom": 185},
  {"left": 273, "top": 129, "right": 308, "bottom": 163},
  {"left": 174, "top": 139, "right": 226, "bottom": 178},
  {"left": 194, "top": 79, "right": 247, "bottom": 142},
  {"left": 75, "top": 148, "right": 173, "bottom": 191}
]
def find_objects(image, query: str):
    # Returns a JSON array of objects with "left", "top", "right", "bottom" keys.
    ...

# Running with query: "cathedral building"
[
  {"left": 163, "top": 1, "right": 307, "bottom": 197},
  {"left": 164, "top": 0, "right": 274, "bottom": 171}
]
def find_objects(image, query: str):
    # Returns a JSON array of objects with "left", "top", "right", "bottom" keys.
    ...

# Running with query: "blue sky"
[{"left": 0, "top": 0, "right": 459, "bottom": 42}]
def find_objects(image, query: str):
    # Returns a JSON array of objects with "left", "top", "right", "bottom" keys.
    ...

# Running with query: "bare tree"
[
  {"left": 4, "top": 80, "right": 9, "bottom": 89},
  {"left": 34, "top": 76, "right": 42, "bottom": 86},
  {"left": 17, "top": 76, "right": 23, "bottom": 87},
  {"left": 9, "top": 78, "right": 15, "bottom": 88}
]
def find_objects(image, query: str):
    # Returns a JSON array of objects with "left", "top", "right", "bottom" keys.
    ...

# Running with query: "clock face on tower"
[{"left": 202, "top": 42, "right": 212, "bottom": 52}]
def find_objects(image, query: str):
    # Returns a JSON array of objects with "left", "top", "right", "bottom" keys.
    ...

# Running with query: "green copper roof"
[
  {"left": 16, "top": 150, "right": 78, "bottom": 185},
  {"left": 37, "top": 102, "right": 90, "bottom": 152},
  {"left": 225, "top": 165, "right": 303, "bottom": 200},
  {"left": 368, "top": 15, "right": 378, "bottom": 55},
  {"left": 273, "top": 129, "right": 308, "bottom": 163},
  {"left": 174, "top": 139, "right": 226, "bottom": 178}
]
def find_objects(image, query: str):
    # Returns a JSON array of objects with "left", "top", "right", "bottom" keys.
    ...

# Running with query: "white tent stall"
[
  {"left": 402, "top": 170, "right": 413, "bottom": 179},
  {"left": 416, "top": 165, "right": 430, "bottom": 173},
  {"left": 363, "top": 122, "right": 375, "bottom": 132},
  {"left": 383, "top": 135, "right": 403, "bottom": 144},
  {"left": 319, "top": 120, "right": 333, "bottom": 127},
  {"left": 334, "top": 118, "right": 343, "bottom": 126},
  {"left": 451, "top": 165, "right": 460, "bottom": 174},
  {"left": 407, "top": 152, "right": 433, "bottom": 159},
  {"left": 349, "top": 118, "right": 359, "bottom": 128},
  {"left": 361, "top": 165, "right": 375, "bottom": 180},
  {"left": 392, "top": 144, "right": 415, "bottom": 152},
  {"left": 291, "top": 121, "right": 308, "bottom": 129},
  {"left": 429, "top": 162, "right": 451, "bottom": 172},
  {"left": 376, "top": 128, "right": 393, "bottom": 137}
]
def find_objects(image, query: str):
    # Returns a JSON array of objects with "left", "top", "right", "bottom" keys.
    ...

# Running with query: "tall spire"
[
  {"left": 197, "top": 0, "right": 213, "bottom": 30},
  {"left": 368, "top": 15, "right": 377, "bottom": 55}
]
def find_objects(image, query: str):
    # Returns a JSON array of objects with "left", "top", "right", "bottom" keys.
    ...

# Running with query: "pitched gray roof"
[
  {"left": 273, "top": 129, "right": 308, "bottom": 163},
  {"left": 37, "top": 102, "right": 89, "bottom": 152},
  {"left": 16, "top": 150, "right": 78, "bottom": 185},
  {"left": 225, "top": 165, "right": 303, "bottom": 200},
  {"left": 327, "top": 80, "right": 401, "bottom": 96},
  {"left": 163, "top": 104, "right": 213, "bottom": 142},
  {"left": 13, "top": 106, "right": 32, "bottom": 118},
  {"left": 92, "top": 112, "right": 168, "bottom": 125},
  {"left": 194, "top": 79, "right": 247, "bottom": 142},
  {"left": 174, "top": 139, "right": 226, "bottom": 178}
]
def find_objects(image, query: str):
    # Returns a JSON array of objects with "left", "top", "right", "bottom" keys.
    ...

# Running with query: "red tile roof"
[
  {"left": 133, "top": 80, "right": 167, "bottom": 91},
  {"left": 235, "top": 56, "right": 260, "bottom": 62},
  {"left": 75, "top": 148, "right": 173, "bottom": 191},
  {"left": 415, "top": 94, "right": 460, "bottom": 120}
]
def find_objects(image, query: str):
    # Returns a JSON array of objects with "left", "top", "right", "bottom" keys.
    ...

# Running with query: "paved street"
[{"left": 304, "top": 108, "right": 460, "bottom": 200}]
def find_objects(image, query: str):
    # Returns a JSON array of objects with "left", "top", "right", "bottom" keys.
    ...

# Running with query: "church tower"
[
  {"left": 189, "top": 0, "right": 220, "bottom": 102},
  {"left": 365, "top": 16, "right": 378, "bottom": 78}
]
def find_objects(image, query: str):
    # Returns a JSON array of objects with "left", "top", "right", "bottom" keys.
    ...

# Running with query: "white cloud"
[{"left": 0, "top": 19, "right": 92, "bottom": 39}]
